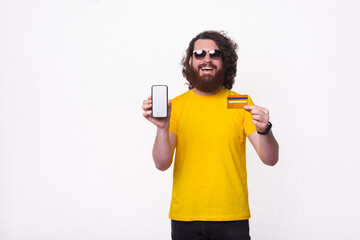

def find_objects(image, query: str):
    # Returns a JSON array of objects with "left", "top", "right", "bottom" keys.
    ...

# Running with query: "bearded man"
[{"left": 142, "top": 30, "right": 279, "bottom": 240}]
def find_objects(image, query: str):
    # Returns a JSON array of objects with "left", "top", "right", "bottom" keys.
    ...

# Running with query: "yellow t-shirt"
[{"left": 168, "top": 88, "right": 257, "bottom": 221}]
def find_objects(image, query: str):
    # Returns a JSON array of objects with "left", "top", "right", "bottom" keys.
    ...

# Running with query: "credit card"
[{"left": 227, "top": 95, "right": 248, "bottom": 109}]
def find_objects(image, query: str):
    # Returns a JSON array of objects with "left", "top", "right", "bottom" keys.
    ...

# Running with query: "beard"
[{"left": 187, "top": 63, "right": 225, "bottom": 93}]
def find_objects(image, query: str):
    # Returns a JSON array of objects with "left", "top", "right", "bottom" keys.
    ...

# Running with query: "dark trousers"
[{"left": 171, "top": 220, "right": 251, "bottom": 240}]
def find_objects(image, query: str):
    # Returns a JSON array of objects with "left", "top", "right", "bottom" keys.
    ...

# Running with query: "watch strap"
[{"left": 257, "top": 121, "right": 272, "bottom": 135}]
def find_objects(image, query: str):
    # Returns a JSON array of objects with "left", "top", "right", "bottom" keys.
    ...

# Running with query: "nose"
[{"left": 202, "top": 52, "right": 212, "bottom": 62}]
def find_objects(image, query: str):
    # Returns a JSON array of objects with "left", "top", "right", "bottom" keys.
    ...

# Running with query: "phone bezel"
[{"left": 151, "top": 85, "right": 168, "bottom": 118}]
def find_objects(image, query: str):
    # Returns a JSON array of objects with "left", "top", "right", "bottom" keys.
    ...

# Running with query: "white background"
[{"left": 1, "top": 0, "right": 359, "bottom": 239}]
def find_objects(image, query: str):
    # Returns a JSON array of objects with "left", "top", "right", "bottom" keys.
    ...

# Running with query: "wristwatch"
[{"left": 257, "top": 122, "right": 272, "bottom": 135}]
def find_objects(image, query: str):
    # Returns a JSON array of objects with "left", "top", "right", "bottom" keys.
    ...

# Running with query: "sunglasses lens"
[
  {"left": 194, "top": 50, "right": 206, "bottom": 60},
  {"left": 209, "top": 50, "right": 221, "bottom": 60},
  {"left": 193, "top": 50, "right": 221, "bottom": 60}
]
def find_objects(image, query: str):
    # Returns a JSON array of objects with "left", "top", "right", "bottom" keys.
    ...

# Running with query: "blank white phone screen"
[{"left": 152, "top": 85, "right": 167, "bottom": 118}]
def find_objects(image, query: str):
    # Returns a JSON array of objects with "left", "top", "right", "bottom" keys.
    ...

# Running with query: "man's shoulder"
[
  {"left": 171, "top": 90, "right": 192, "bottom": 103},
  {"left": 226, "top": 89, "right": 241, "bottom": 95},
  {"left": 226, "top": 89, "right": 252, "bottom": 98}
]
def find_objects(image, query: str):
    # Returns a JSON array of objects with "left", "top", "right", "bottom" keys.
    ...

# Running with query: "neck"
[{"left": 193, "top": 86, "right": 222, "bottom": 96}]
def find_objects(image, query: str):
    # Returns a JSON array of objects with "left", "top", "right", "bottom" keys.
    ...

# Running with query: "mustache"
[{"left": 198, "top": 62, "right": 217, "bottom": 70}]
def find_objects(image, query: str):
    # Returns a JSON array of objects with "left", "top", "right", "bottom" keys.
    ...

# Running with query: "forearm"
[
  {"left": 258, "top": 131, "right": 279, "bottom": 166},
  {"left": 152, "top": 126, "right": 174, "bottom": 171}
]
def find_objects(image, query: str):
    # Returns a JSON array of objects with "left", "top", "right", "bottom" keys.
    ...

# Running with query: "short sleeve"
[{"left": 243, "top": 96, "right": 257, "bottom": 136}]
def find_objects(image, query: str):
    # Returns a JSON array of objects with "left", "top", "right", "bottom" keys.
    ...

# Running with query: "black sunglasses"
[{"left": 192, "top": 49, "right": 221, "bottom": 60}]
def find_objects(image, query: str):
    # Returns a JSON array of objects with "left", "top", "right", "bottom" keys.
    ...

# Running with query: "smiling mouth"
[{"left": 201, "top": 67, "right": 214, "bottom": 72}]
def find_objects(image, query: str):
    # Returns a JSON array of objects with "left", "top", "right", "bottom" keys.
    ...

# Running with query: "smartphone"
[{"left": 151, "top": 85, "right": 168, "bottom": 118}]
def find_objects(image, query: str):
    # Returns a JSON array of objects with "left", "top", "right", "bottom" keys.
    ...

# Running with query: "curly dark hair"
[{"left": 182, "top": 30, "right": 238, "bottom": 90}]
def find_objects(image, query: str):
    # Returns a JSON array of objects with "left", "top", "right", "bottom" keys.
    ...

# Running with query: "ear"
[{"left": 189, "top": 56, "right": 192, "bottom": 66}]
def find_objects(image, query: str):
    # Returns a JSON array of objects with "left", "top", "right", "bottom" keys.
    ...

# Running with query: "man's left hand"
[{"left": 243, "top": 105, "right": 270, "bottom": 133}]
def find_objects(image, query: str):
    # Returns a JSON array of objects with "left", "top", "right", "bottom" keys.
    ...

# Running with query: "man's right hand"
[
  {"left": 142, "top": 96, "right": 176, "bottom": 171},
  {"left": 142, "top": 96, "right": 171, "bottom": 129}
]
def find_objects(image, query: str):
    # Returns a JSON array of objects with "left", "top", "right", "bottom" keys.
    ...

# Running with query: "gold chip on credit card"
[{"left": 227, "top": 95, "right": 248, "bottom": 109}]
